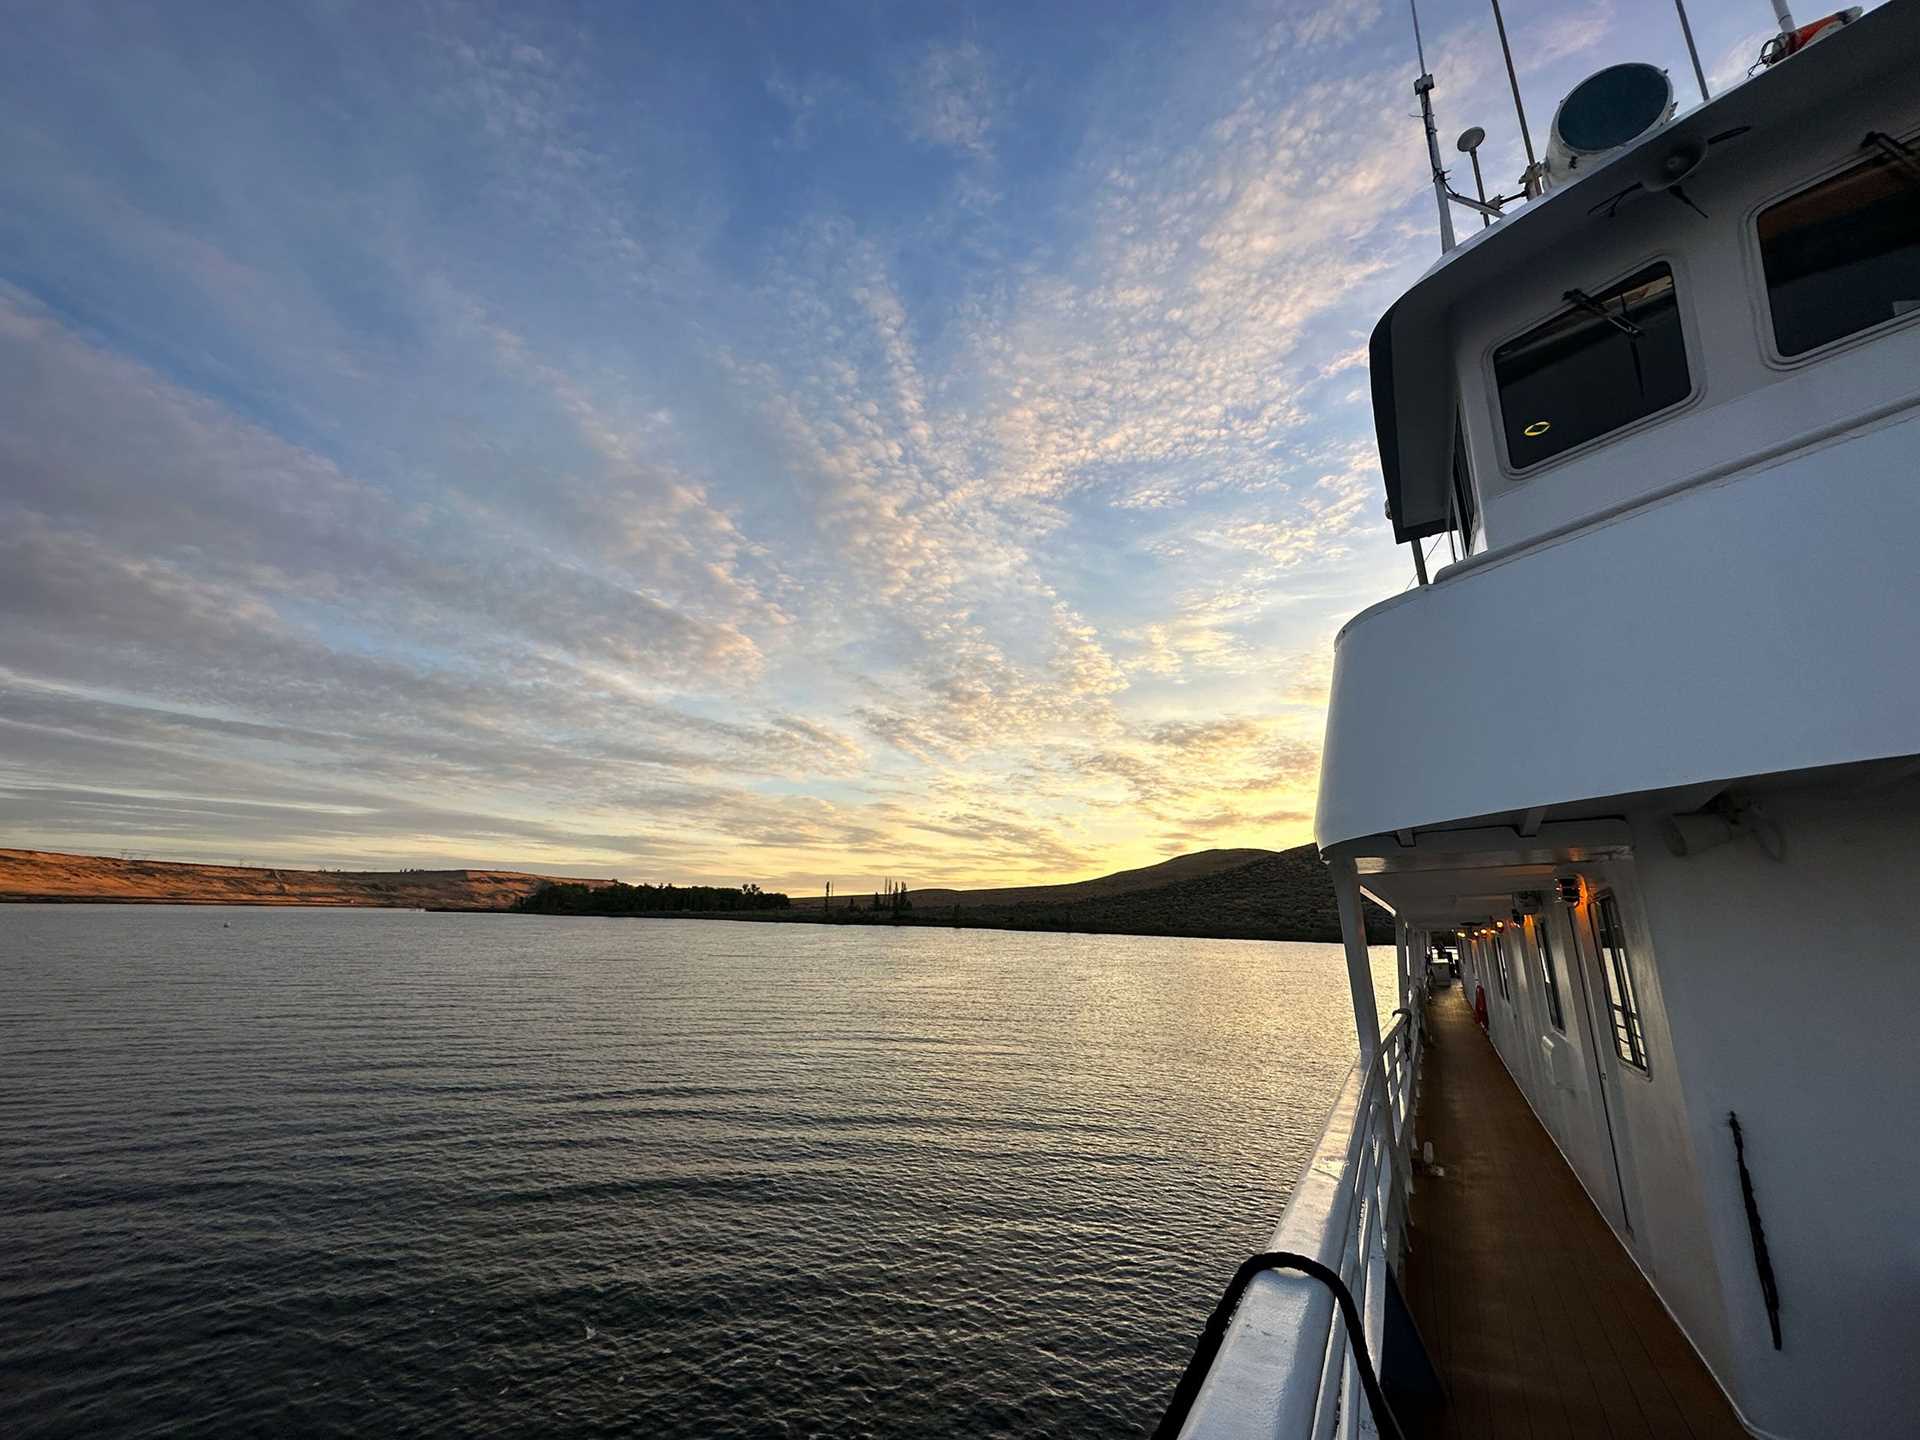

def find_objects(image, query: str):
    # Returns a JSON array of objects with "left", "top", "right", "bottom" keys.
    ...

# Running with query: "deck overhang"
[
  {"left": 1316, "top": 406, "right": 1920, "bottom": 850},
  {"left": 1337, "top": 821, "right": 1631, "bottom": 929}
]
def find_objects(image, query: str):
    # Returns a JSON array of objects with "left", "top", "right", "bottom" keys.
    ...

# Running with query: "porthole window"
[
  {"left": 1758, "top": 145, "right": 1920, "bottom": 357},
  {"left": 1493, "top": 263, "right": 1691, "bottom": 469}
]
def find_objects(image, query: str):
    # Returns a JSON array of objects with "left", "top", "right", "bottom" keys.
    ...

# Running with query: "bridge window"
[
  {"left": 1493, "top": 263, "right": 1690, "bottom": 470},
  {"left": 1591, "top": 892, "right": 1649, "bottom": 1073},
  {"left": 1759, "top": 142, "right": 1920, "bottom": 357}
]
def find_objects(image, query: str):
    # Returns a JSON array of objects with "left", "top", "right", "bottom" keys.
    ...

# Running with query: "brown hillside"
[
  {"left": 794, "top": 845, "right": 1392, "bottom": 944},
  {"left": 0, "top": 849, "right": 611, "bottom": 910},
  {"left": 884, "top": 848, "right": 1276, "bottom": 910}
]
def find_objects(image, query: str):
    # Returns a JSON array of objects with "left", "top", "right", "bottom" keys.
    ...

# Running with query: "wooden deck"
[{"left": 1398, "top": 986, "right": 1747, "bottom": 1440}]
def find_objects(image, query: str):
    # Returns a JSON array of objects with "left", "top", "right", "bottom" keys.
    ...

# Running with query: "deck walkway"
[{"left": 1398, "top": 986, "right": 1747, "bottom": 1440}]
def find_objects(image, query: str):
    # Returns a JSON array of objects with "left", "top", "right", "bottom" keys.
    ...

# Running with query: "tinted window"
[
  {"left": 1494, "top": 263, "right": 1690, "bottom": 468},
  {"left": 1759, "top": 149, "right": 1920, "bottom": 356}
]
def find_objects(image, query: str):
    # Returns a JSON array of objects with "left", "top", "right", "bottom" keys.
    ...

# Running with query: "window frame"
[
  {"left": 1746, "top": 126, "right": 1920, "bottom": 370},
  {"left": 1590, "top": 891, "right": 1650, "bottom": 1075},
  {"left": 1494, "top": 933, "right": 1513, "bottom": 1003},
  {"left": 1483, "top": 252, "right": 1703, "bottom": 480},
  {"left": 1533, "top": 915, "right": 1566, "bottom": 1034},
  {"left": 1447, "top": 406, "right": 1480, "bottom": 557}
]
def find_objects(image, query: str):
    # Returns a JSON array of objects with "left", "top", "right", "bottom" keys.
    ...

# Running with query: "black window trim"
[
  {"left": 1533, "top": 915, "right": 1566, "bottom": 1034},
  {"left": 1590, "top": 890, "right": 1651, "bottom": 1078},
  {"left": 1747, "top": 122, "right": 1920, "bottom": 370},
  {"left": 1482, "top": 251, "right": 1702, "bottom": 480}
]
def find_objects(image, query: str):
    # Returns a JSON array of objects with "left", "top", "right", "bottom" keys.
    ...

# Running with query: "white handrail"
[{"left": 1178, "top": 980, "right": 1426, "bottom": 1439}]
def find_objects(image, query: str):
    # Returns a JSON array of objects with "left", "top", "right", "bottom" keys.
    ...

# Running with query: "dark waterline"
[{"left": 0, "top": 906, "right": 1394, "bottom": 1438}]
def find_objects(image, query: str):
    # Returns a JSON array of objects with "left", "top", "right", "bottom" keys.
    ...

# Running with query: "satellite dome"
[{"left": 1546, "top": 63, "right": 1674, "bottom": 183}]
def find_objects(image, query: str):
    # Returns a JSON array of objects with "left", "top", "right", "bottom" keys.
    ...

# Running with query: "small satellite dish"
[
  {"left": 1456, "top": 126, "right": 1486, "bottom": 154},
  {"left": 1547, "top": 63, "right": 1674, "bottom": 182}
]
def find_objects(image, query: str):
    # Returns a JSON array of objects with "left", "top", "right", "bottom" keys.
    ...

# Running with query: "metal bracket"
[
  {"left": 1863, "top": 130, "right": 1920, "bottom": 188},
  {"left": 1564, "top": 288, "right": 1643, "bottom": 339}
]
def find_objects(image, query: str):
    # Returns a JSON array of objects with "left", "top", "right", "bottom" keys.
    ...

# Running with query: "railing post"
[
  {"left": 1330, "top": 855, "right": 1383, "bottom": 1061},
  {"left": 1329, "top": 855, "right": 1410, "bottom": 1267}
]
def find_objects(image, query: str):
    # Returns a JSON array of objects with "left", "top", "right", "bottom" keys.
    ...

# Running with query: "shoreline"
[{"left": 2, "top": 895, "right": 1354, "bottom": 944}]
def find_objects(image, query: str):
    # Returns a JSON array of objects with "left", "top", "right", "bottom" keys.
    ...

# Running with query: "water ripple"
[{"left": 0, "top": 906, "right": 1395, "bottom": 1438}]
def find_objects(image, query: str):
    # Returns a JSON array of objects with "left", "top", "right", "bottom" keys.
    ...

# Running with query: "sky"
[{"left": 0, "top": 0, "right": 1786, "bottom": 892}]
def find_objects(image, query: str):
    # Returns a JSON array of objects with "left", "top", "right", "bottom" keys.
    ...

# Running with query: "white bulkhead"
[{"left": 1317, "top": 4, "right": 1920, "bottom": 1434}]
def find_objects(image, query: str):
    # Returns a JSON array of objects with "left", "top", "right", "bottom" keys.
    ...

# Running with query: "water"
[{"left": 0, "top": 906, "right": 1395, "bottom": 1438}]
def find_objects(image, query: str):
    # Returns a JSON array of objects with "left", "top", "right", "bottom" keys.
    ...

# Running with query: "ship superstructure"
[{"left": 1161, "top": 4, "right": 1920, "bottom": 1435}]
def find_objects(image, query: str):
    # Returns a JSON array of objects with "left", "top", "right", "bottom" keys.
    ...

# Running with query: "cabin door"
[{"left": 1561, "top": 901, "right": 1636, "bottom": 1237}]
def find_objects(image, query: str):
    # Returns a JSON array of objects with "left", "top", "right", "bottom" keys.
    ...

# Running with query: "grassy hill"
[
  {"left": 879, "top": 848, "right": 1276, "bottom": 911},
  {"left": 0, "top": 848, "right": 612, "bottom": 910},
  {"left": 1, "top": 843, "right": 1392, "bottom": 944},
  {"left": 794, "top": 845, "right": 1392, "bottom": 944}
]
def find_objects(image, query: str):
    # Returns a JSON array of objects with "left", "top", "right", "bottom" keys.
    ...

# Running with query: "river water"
[{"left": 0, "top": 906, "right": 1394, "bottom": 1438}]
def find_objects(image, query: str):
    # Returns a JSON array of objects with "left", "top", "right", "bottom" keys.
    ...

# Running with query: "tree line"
[{"left": 513, "top": 880, "right": 792, "bottom": 915}]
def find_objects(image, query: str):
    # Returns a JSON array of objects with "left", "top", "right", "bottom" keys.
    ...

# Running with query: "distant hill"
[
  {"left": 896, "top": 848, "right": 1277, "bottom": 911},
  {"left": 0, "top": 849, "right": 612, "bottom": 910},
  {"left": 795, "top": 845, "right": 1392, "bottom": 944},
  {"left": 1, "top": 843, "right": 1392, "bottom": 944}
]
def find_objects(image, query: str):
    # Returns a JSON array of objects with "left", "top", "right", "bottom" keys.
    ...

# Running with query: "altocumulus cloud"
[{"left": 0, "top": 0, "right": 1762, "bottom": 888}]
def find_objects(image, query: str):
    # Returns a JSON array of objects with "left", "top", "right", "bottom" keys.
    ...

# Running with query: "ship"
[{"left": 1157, "top": 2, "right": 1920, "bottom": 1435}]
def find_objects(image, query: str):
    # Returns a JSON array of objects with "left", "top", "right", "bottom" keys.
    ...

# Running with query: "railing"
[{"left": 1165, "top": 980, "right": 1425, "bottom": 1440}]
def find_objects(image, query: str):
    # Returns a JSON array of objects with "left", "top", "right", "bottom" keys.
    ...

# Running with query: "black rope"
[
  {"left": 1728, "top": 1111, "right": 1782, "bottom": 1350},
  {"left": 1152, "top": 1250, "right": 1408, "bottom": 1440}
]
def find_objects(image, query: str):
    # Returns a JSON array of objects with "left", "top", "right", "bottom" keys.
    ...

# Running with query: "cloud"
[
  {"left": 0, "top": 0, "right": 1507, "bottom": 886},
  {"left": 906, "top": 41, "right": 996, "bottom": 159}
]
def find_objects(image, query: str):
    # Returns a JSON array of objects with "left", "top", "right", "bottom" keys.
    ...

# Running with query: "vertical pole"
[
  {"left": 1332, "top": 856, "right": 1385, "bottom": 1059},
  {"left": 1469, "top": 149, "right": 1492, "bottom": 227},
  {"left": 1334, "top": 854, "right": 1412, "bottom": 1265},
  {"left": 1395, "top": 919, "right": 1413, "bottom": 1015},
  {"left": 1770, "top": 0, "right": 1796, "bottom": 32},
  {"left": 1415, "top": 75, "right": 1457, "bottom": 254},
  {"left": 1411, "top": 540, "right": 1429, "bottom": 586},
  {"left": 1489, "top": 0, "right": 1542, "bottom": 194},
  {"left": 1674, "top": 0, "right": 1710, "bottom": 103}
]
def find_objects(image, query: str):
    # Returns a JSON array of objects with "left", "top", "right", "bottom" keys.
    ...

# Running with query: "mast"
[
  {"left": 1407, "top": 0, "right": 1457, "bottom": 253},
  {"left": 1489, "top": 0, "right": 1543, "bottom": 195}
]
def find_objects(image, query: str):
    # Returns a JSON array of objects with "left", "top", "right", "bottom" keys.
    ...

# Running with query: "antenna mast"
[
  {"left": 1674, "top": 0, "right": 1711, "bottom": 102},
  {"left": 1408, "top": 0, "right": 1458, "bottom": 253},
  {"left": 1488, "top": 0, "right": 1543, "bottom": 195}
]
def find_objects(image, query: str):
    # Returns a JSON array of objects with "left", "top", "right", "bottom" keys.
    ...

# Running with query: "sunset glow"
[{"left": 0, "top": 1, "right": 1771, "bottom": 891}]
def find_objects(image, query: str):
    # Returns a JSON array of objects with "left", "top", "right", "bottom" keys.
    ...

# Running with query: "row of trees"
[
  {"left": 513, "top": 880, "right": 792, "bottom": 915},
  {"left": 821, "top": 879, "right": 912, "bottom": 915}
]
